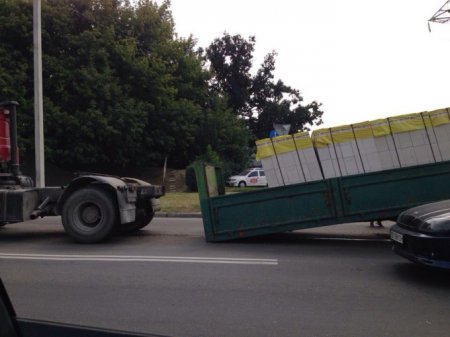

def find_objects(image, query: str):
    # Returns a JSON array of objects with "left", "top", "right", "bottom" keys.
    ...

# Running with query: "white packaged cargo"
[
  {"left": 421, "top": 111, "right": 442, "bottom": 162},
  {"left": 428, "top": 108, "right": 450, "bottom": 161},
  {"left": 255, "top": 138, "right": 284, "bottom": 188},
  {"left": 293, "top": 131, "right": 323, "bottom": 181},
  {"left": 271, "top": 135, "right": 305, "bottom": 185},
  {"left": 330, "top": 125, "right": 364, "bottom": 176},
  {"left": 388, "top": 113, "right": 435, "bottom": 167},
  {"left": 311, "top": 128, "right": 341, "bottom": 179},
  {"left": 370, "top": 118, "right": 400, "bottom": 170},
  {"left": 352, "top": 121, "right": 381, "bottom": 173}
]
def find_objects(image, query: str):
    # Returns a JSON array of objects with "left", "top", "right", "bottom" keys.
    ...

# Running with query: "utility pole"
[{"left": 33, "top": 0, "right": 45, "bottom": 187}]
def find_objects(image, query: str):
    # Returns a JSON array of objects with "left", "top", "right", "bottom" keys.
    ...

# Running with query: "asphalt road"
[{"left": 1, "top": 217, "right": 450, "bottom": 337}]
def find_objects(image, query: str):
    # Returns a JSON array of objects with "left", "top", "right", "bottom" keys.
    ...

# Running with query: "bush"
[
  {"left": 185, "top": 145, "right": 224, "bottom": 192},
  {"left": 185, "top": 164, "right": 198, "bottom": 192}
]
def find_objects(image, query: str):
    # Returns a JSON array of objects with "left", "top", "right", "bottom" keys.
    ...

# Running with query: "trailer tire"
[{"left": 62, "top": 185, "right": 118, "bottom": 243}]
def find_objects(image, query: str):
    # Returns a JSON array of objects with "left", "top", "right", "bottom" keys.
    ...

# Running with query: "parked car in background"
[
  {"left": 226, "top": 168, "right": 267, "bottom": 187},
  {"left": 390, "top": 199, "right": 450, "bottom": 269}
]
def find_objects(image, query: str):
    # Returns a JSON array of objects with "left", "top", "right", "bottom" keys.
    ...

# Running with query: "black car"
[{"left": 390, "top": 200, "right": 450, "bottom": 269}]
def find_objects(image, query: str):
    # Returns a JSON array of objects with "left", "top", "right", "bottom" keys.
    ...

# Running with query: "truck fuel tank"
[{"left": 0, "top": 189, "right": 39, "bottom": 223}]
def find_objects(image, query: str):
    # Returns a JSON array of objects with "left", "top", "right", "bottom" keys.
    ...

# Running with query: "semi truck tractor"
[{"left": 0, "top": 101, "right": 164, "bottom": 243}]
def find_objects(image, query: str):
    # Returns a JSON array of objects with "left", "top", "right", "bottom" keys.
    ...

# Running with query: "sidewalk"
[
  {"left": 155, "top": 212, "right": 393, "bottom": 240},
  {"left": 297, "top": 221, "right": 392, "bottom": 240}
]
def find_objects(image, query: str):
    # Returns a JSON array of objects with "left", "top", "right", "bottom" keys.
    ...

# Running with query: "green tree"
[
  {"left": 206, "top": 33, "right": 324, "bottom": 139},
  {"left": 0, "top": 0, "right": 34, "bottom": 152},
  {"left": 0, "top": 0, "right": 251, "bottom": 173},
  {"left": 197, "top": 94, "right": 251, "bottom": 177}
]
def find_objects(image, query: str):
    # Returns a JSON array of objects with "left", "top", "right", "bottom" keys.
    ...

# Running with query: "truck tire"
[{"left": 61, "top": 185, "right": 118, "bottom": 243}]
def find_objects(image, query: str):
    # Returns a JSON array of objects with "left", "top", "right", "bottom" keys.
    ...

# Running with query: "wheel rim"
[{"left": 77, "top": 202, "right": 101, "bottom": 228}]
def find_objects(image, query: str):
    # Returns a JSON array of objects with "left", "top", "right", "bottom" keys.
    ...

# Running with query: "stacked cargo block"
[
  {"left": 352, "top": 121, "right": 381, "bottom": 173},
  {"left": 388, "top": 113, "right": 435, "bottom": 167},
  {"left": 422, "top": 111, "right": 443, "bottom": 162},
  {"left": 256, "top": 134, "right": 324, "bottom": 187},
  {"left": 311, "top": 129, "right": 341, "bottom": 178},
  {"left": 369, "top": 118, "right": 401, "bottom": 171},
  {"left": 330, "top": 125, "right": 364, "bottom": 176},
  {"left": 293, "top": 132, "right": 323, "bottom": 181},
  {"left": 271, "top": 135, "right": 306, "bottom": 185},
  {"left": 255, "top": 138, "right": 284, "bottom": 188},
  {"left": 428, "top": 108, "right": 450, "bottom": 161}
]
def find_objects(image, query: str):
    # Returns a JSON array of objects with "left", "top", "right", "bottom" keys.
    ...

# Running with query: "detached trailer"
[
  {"left": 0, "top": 101, "right": 164, "bottom": 243},
  {"left": 194, "top": 161, "right": 450, "bottom": 242}
]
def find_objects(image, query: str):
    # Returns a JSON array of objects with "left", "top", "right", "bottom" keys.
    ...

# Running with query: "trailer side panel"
[{"left": 195, "top": 161, "right": 450, "bottom": 242}]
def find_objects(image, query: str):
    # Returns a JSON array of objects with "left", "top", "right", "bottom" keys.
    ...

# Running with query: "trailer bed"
[{"left": 195, "top": 161, "right": 450, "bottom": 242}]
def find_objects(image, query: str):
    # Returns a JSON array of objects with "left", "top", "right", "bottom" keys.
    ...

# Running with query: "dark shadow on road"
[
  {"left": 216, "top": 231, "right": 390, "bottom": 247},
  {"left": 0, "top": 228, "right": 66, "bottom": 241},
  {"left": 392, "top": 262, "right": 450, "bottom": 289},
  {"left": 0, "top": 223, "right": 160, "bottom": 246}
]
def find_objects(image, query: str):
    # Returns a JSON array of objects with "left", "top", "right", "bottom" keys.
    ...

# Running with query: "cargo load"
[
  {"left": 272, "top": 135, "right": 306, "bottom": 185},
  {"left": 293, "top": 132, "right": 323, "bottom": 182},
  {"left": 330, "top": 125, "right": 364, "bottom": 176},
  {"left": 425, "top": 108, "right": 450, "bottom": 161},
  {"left": 388, "top": 113, "right": 435, "bottom": 167}
]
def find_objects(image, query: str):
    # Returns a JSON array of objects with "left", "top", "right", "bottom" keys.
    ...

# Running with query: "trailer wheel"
[{"left": 62, "top": 186, "right": 118, "bottom": 243}]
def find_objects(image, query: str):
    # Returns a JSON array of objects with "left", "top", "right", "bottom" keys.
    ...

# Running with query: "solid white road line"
[{"left": 0, "top": 253, "right": 278, "bottom": 265}]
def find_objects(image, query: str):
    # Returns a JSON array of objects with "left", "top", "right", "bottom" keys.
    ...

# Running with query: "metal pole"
[{"left": 33, "top": 0, "right": 45, "bottom": 187}]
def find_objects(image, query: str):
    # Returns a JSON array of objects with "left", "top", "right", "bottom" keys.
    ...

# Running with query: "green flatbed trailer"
[{"left": 195, "top": 161, "right": 450, "bottom": 242}]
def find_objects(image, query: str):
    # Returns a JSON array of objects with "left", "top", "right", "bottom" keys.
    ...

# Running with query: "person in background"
[{"left": 370, "top": 220, "right": 383, "bottom": 227}]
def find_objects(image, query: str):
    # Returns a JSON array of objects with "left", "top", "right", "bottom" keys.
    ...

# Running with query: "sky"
[{"left": 161, "top": 0, "right": 450, "bottom": 129}]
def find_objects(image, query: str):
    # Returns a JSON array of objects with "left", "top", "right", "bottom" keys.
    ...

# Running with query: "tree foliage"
[
  {"left": 0, "top": 1, "right": 324, "bottom": 177},
  {"left": 206, "top": 33, "right": 323, "bottom": 139},
  {"left": 0, "top": 0, "right": 251, "bottom": 171}
]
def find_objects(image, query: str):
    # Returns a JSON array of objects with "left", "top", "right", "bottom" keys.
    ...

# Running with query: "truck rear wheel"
[{"left": 62, "top": 185, "right": 118, "bottom": 243}]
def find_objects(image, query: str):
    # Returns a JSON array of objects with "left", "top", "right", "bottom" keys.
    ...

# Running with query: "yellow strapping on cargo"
[
  {"left": 255, "top": 138, "right": 275, "bottom": 160},
  {"left": 389, "top": 113, "right": 425, "bottom": 134},
  {"left": 352, "top": 121, "right": 373, "bottom": 139},
  {"left": 330, "top": 125, "right": 354, "bottom": 143},
  {"left": 311, "top": 129, "right": 332, "bottom": 148},
  {"left": 272, "top": 135, "right": 296, "bottom": 154},
  {"left": 371, "top": 119, "right": 391, "bottom": 137},
  {"left": 429, "top": 108, "right": 450, "bottom": 127},
  {"left": 293, "top": 132, "right": 313, "bottom": 150}
]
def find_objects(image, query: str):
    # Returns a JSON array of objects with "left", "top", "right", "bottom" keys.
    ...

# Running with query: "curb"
[
  {"left": 154, "top": 212, "right": 392, "bottom": 241},
  {"left": 298, "top": 232, "right": 390, "bottom": 240},
  {"left": 155, "top": 212, "right": 202, "bottom": 218}
]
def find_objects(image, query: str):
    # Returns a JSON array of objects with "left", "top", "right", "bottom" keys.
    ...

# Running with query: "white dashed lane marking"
[{"left": 0, "top": 253, "right": 278, "bottom": 265}]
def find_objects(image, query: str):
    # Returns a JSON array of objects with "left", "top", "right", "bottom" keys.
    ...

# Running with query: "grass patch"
[
  {"left": 160, "top": 192, "right": 201, "bottom": 213},
  {"left": 160, "top": 187, "right": 268, "bottom": 213}
]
